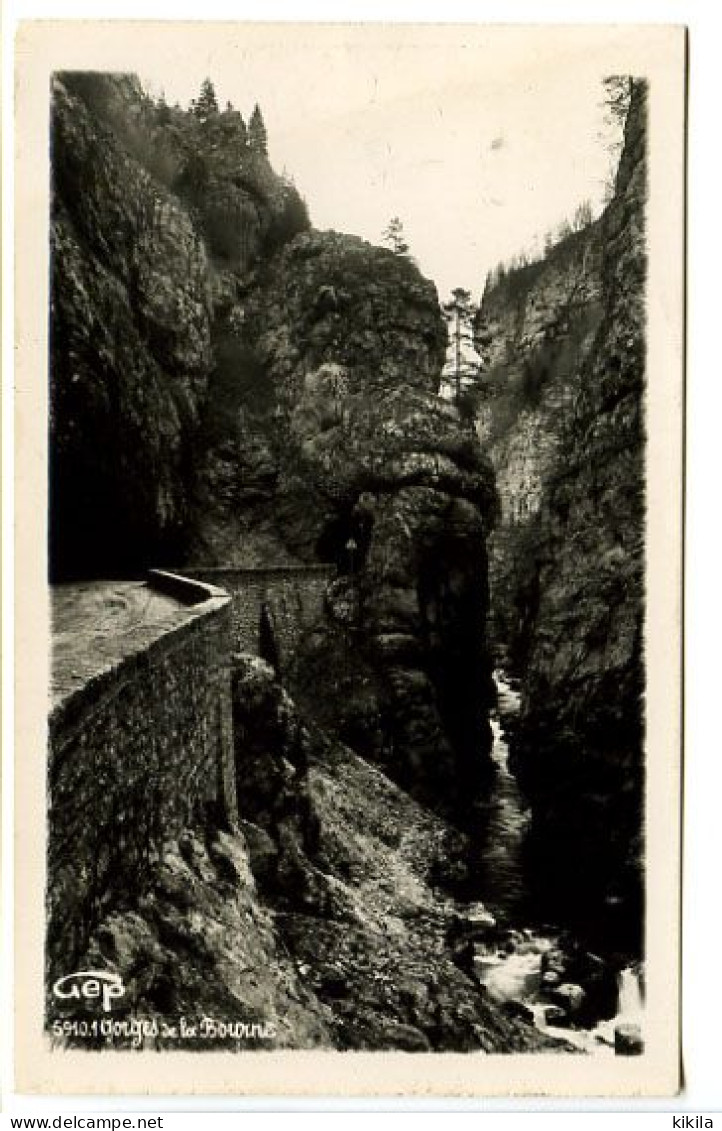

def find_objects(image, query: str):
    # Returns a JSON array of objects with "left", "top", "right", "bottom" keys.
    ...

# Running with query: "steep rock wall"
[
  {"left": 50, "top": 78, "right": 213, "bottom": 578},
  {"left": 509, "top": 82, "right": 648, "bottom": 949},
  {"left": 473, "top": 222, "right": 604, "bottom": 665},
  {"left": 234, "top": 232, "right": 498, "bottom": 811},
  {"left": 49, "top": 73, "right": 309, "bottom": 580}
]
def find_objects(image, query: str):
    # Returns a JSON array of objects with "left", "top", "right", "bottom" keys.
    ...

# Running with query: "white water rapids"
[{"left": 471, "top": 671, "right": 644, "bottom": 1054}]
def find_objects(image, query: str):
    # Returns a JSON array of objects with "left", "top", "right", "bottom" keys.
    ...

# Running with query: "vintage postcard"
[{"left": 14, "top": 21, "right": 685, "bottom": 1096}]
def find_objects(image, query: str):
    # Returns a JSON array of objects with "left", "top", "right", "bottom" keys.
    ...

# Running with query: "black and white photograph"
[{"left": 13, "top": 21, "right": 684, "bottom": 1097}]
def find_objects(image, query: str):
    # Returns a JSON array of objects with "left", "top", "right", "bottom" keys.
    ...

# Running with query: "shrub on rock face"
[{"left": 262, "top": 183, "right": 311, "bottom": 255}]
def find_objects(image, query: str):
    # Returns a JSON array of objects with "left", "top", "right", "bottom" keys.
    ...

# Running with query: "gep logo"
[{"left": 52, "top": 969, "right": 125, "bottom": 1012}]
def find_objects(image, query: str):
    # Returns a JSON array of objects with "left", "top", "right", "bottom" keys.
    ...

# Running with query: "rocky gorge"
[
  {"left": 474, "top": 81, "right": 648, "bottom": 956},
  {"left": 47, "top": 70, "right": 648, "bottom": 1054}
]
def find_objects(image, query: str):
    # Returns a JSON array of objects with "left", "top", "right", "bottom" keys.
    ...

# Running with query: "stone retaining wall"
[
  {"left": 181, "top": 565, "right": 334, "bottom": 671},
  {"left": 47, "top": 574, "right": 236, "bottom": 977}
]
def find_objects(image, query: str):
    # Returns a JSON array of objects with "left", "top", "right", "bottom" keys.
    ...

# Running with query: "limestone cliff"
[
  {"left": 488, "top": 82, "right": 648, "bottom": 950},
  {"left": 187, "top": 229, "right": 454, "bottom": 565},
  {"left": 473, "top": 221, "right": 604, "bottom": 666},
  {"left": 50, "top": 77, "right": 213, "bottom": 578},
  {"left": 221, "top": 231, "right": 499, "bottom": 809},
  {"left": 50, "top": 72, "right": 309, "bottom": 579}
]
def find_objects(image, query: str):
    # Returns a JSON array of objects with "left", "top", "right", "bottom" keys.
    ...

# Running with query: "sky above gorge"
[{"left": 132, "top": 25, "right": 629, "bottom": 301}]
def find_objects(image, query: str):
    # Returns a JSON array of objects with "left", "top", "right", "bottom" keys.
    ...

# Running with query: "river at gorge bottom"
[{"left": 461, "top": 671, "right": 644, "bottom": 1055}]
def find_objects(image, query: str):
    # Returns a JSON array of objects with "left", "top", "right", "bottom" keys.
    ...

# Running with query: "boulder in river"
[
  {"left": 542, "top": 970, "right": 561, "bottom": 988},
  {"left": 501, "top": 999, "right": 537, "bottom": 1025},
  {"left": 540, "top": 1004, "right": 568, "bottom": 1027},
  {"left": 550, "top": 982, "right": 586, "bottom": 1015},
  {"left": 459, "top": 903, "right": 497, "bottom": 940},
  {"left": 541, "top": 947, "right": 568, "bottom": 980},
  {"left": 614, "top": 1022, "right": 644, "bottom": 1056}
]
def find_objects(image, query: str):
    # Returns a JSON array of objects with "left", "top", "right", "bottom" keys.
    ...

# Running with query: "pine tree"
[
  {"left": 156, "top": 94, "right": 171, "bottom": 126},
  {"left": 193, "top": 78, "right": 219, "bottom": 123},
  {"left": 382, "top": 216, "right": 410, "bottom": 256},
  {"left": 441, "top": 288, "right": 480, "bottom": 402},
  {"left": 602, "top": 75, "right": 633, "bottom": 128},
  {"left": 572, "top": 199, "right": 593, "bottom": 231},
  {"left": 248, "top": 104, "right": 268, "bottom": 155},
  {"left": 556, "top": 217, "right": 573, "bottom": 242},
  {"left": 600, "top": 75, "right": 634, "bottom": 200}
]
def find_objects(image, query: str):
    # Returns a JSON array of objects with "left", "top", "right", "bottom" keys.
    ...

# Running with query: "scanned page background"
[{"left": 14, "top": 21, "right": 684, "bottom": 1096}]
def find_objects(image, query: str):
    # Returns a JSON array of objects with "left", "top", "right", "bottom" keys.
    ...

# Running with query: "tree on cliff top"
[
  {"left": 572, "top": 199, "right": 594, "bottom": 232},
  {"left": 441, "top": 288, "right": 482, "bottom": 404},
  {"left": 192, "top": 78, "right": 219, "bottom": 123},
  {"left": 603, "top": 75, "right": 633, "bottom": 127},
  {"left": 600, "top": 74, "right": 636, "bottom": 201},
  {"left": 382, "top": 216, "right": 410, "bottom": 256},
  {"left": 249, "top": 104, "right": 268, "bottom": 155}
]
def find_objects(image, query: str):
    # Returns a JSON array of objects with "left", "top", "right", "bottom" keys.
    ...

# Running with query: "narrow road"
[{"left": 51, "top": 581, "right": 187, "bottom": 707}]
